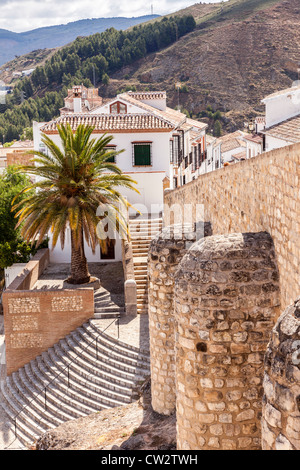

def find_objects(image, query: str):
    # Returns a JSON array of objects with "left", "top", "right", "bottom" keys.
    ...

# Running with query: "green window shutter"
[{"left": 134, "top": 144, "right": 151, "bottom": 166}]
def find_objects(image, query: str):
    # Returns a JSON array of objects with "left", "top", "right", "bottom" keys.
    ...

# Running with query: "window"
[
  {"left": 110, "top": 101, "right": 127, "bottom": 114},
  {"left": 100, "top": 239, "right": 116, "bottom": 260},
  {"left": 173, "top": 136, "right": 179, "bottom": 165},
  {"left": 132, "top": 142, "right": 152, "bottom": 166},
  {"left": 170, "top": 140, "right": 174, "bottom": 163},
  {"left": 105, "top": 145, "right": 117, "bottom": 163}
]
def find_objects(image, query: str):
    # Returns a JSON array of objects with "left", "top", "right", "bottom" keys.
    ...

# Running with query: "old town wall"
[{"left": 164, "top": 143, "right": 300, "bottom": 311}]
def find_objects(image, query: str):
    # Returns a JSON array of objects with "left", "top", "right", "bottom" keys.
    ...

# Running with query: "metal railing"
[{"left": 5, "top": 315, "right": 121, "bottom": 447}]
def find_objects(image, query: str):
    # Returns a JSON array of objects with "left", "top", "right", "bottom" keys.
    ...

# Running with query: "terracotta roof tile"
[
  {"left": 243, "top": 133, "right": 263, "bottom": 144},
  {"left": 40, "top": 113, "right": 175, "bottom": 133},
  {"left": 127, "top": 91, "right": 166, "bottom": 100},
  {"left": 264, "top": 115, "right": 300, "bottom": 143},
  {"left": 217, "top": 131, "right": 247, "bottom": 153}
]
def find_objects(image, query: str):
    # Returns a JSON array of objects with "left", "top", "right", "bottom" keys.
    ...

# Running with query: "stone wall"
[
  {"left": 174, "top": 232, "right": 281, "bottom": 450},
  {"left": 3, "top": 249, "right": 94, "bottom": 375},
  {"left": 164, "top": 143, "right": 300, "bottom": 311},
  {"left": 3, "top": 288, "right": 94, "bottom": 375},
  {"left": 6, "top": 149, "right": 34, "bottom": 167},
  {"left": 262, "top": 298, "right": 300, "bottom": 450},
  {"left": 7, "top": 248, "right": 50, "bottom": 291},
  {"left": 148, "top": 224, "right": 198, "bottom": 415}
]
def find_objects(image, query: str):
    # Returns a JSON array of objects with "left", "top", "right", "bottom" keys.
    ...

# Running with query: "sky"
[{"left": 0, "top": 0, "right": 223, "bottom": 33}]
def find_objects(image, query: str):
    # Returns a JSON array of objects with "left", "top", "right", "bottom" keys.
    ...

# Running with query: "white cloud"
[{"left": 0, "top": 0, "right": 221, "bottom": 32}]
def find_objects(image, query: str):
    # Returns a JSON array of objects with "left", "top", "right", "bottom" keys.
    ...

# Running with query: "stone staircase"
[
  {"left": 94, "top": 287, "right": 125, "bottom": 319},
  {"left": 0, "top": 319, "right": 150, "bottom": 448},
  {"left": 129, "top": 217, "right": 163, "bottom": 314}
]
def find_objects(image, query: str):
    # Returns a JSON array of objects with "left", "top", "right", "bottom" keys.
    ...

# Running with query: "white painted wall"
[
  {"left": 33, "top": 123, "right": 170, "bottom": 263},
  {"left": 222, "top": 146, "right": 246, "bottom": 163},
  {"left": 93, "top": 98, "right": 145, "bottom": 115},
  {"left": 246, "top": 140, "right": 262, "bottom": 158},
  {"left": 265, "top": 135, "right": 293, "bottom": 152},
  {"left": 48, "top": 227, "right": 123, "bottom": 264},
  {"left": 4, "top": 263, "right": 27, "bottom": 288},
  {"left": 263, "top": 88, "right": 300, "bottom": 128}
]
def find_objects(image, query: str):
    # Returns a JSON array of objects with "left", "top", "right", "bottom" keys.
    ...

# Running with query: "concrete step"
[{"left": 1, "top": 315, "right": 150, "bottom": 447}]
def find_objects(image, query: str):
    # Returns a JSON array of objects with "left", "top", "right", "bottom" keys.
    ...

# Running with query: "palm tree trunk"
[{"left": 67, "top": 229, "right": 90, "bottom": 284}]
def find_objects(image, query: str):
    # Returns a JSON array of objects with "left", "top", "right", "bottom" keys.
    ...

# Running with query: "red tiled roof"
[
  {"left": 127, "top": 91, "right": 166, "bottom": 100},
  {"left": 264, "top": 115, "right": 300, "bottom": 143},
  {"left": 40, "top": 113, "right": 175, "bottom": 134},
  {"left": 243, "top": 133, "right": 263, "bottom": 144}
]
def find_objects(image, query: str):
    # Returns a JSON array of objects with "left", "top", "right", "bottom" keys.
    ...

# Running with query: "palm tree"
[{"left": 13, "top": 124, "right": 138, "bottom": 285}]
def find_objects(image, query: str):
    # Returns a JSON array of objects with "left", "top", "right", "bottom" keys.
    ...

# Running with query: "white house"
[
  {"left": 243, "top": 133, "right": 263, "bottom": 160},
  {"left": 261, "top": 83, "right": 300, "bottom": 152},
  {"left": 33, "top": 89, "right": 208, "bottom": 263},
  {"left": 216, "top": 130, "right": 247, "bottom": 164}
]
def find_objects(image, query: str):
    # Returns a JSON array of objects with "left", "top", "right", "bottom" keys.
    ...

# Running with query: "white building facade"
[
  {"left": 261, "top": 83, "right": 300, "bottom": 152},
  {"left": 33, "top": 90, "right": 208, "bottom": 263}
]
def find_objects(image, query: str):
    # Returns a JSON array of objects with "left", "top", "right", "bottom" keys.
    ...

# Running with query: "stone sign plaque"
[
  {"left": 11, "top": 314, "right": 39, "bottom": 332},
  {"left": 51, "top": 295, "right": 83, "bottom": 312},
  {"left": 10, "top": 332, "right": 43, "bottom": 349},
  {"left": 8, "top": 297, "right": 40, "bottom": 314}
]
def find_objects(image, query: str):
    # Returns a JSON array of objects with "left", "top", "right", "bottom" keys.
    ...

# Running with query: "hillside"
[
  {"left": 0, "top": 15, "right": 159, "bottom": 67},
  {"left": 1, "top": 0, "right": 300, "bottom": 137},
  {"left": 98, "top": 0, "right": 300, "bottom": 130}
]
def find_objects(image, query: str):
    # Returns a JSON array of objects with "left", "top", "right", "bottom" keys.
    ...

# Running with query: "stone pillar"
[
  {"left": 175, "top": 232, "right": 281, "bottom": 450},
  {"left": 148, "top": 224, "right": 198, "bottom": 415},
  {"left": 124, "top": 279, "right": 137, "bottom": 316},
  {"left": 262, "top": 298, "right": 300, "bottom": 450}
]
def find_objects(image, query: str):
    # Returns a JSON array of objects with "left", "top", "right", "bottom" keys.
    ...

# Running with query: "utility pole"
[
  {"left": 92, "top": 65, "right": 96, "bottom": 88},
  {"left": 176, "top": 82, "right": 181, "bottom": 110}
]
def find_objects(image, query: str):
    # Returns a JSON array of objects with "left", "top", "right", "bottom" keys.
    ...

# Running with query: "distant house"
[
  {"left": 243, "top": 133, "right": 263, "bottom": 159},
  {"left": 0, "top": 140, "right": 34, "bottom": 172},
  {"left": 21, "top": 68, "right": 35, "bottom": 77},
  {"left": 260, "top": 83, "right": 300, "bottom": 151},
  {"left": 216, "top": 130, "right": 247, "bottom": 164},
  {"left": 59, "top": 85, "right": 103, "bottom": 114}
]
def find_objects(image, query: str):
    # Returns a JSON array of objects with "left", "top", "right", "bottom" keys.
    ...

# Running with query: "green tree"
[
  {"left": 213, "top": 120, "right": 222, "bottom": 137},
  {"left": 102, "top": 73, "right": 110, "bottom": 85},
  {"left": 21, "top": 127, "right": 33, "bottom": 141},
  {"left": 14, "top": 124, "right": 138, "bottom": 285},
  {"left": 0, "top": 167, "right": 35, "bottom": 272}
]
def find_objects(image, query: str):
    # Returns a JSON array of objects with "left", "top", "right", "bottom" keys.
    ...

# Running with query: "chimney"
[{"left": 73, "top": 97, "right": 82, "bottom": 113}]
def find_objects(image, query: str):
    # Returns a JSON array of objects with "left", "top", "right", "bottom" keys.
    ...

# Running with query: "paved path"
[{"left": 92, "top": 314, "right": 149, "bottom": 353}]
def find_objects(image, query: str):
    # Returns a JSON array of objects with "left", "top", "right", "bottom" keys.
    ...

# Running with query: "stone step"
[
  {"left": 26, "top": 361, "right": 88, "bottom": 422},
  {"left": 129, "top": 222, "right": 162, "bottom": 229},
  {"left": 9, "top": 373, "right": 62, "bottom": 431},
  {"left": 1, "top": 314, "right": 150, "bottom": 447},
  {"left": 1, "top": 382, "right": 46, "bottom": 446},
  {"left": 131, "top": 240, "right": 152, "bottom": 246},
  {"left": 82, "top": 322, "right": 150, "bottom": 365},
  {"left": 12, "top": 368, "right": 76, "bottom": 430},
  {"left": 59, "top": 337, "right": 136, "bottom": 388},
  {"left": 94, "top": 312, "right": 121, "bottom": 320},
  {"left": 38, "top": 352, "right": 108, "bottom": 413},
  {"left": 95, "top": 306, "right": 124, "bottom": 313},
  {"left": 132, "top": 248, "right": 149, "bottom": 254},
  {"left": 47, "top": 347, "right": 132, "bottom": 405}
]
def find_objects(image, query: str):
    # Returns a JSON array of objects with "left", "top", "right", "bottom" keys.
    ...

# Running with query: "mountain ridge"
[
  {"left": 98, "top": 0, "right": 300, "bottom": 130},
  {"left": 0, "top": 15, "right": 160, "bottom": 66}
]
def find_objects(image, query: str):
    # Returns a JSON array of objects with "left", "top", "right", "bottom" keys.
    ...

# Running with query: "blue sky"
[{"left": 0, "top": 0, "right": 223, "bottom": 32}]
